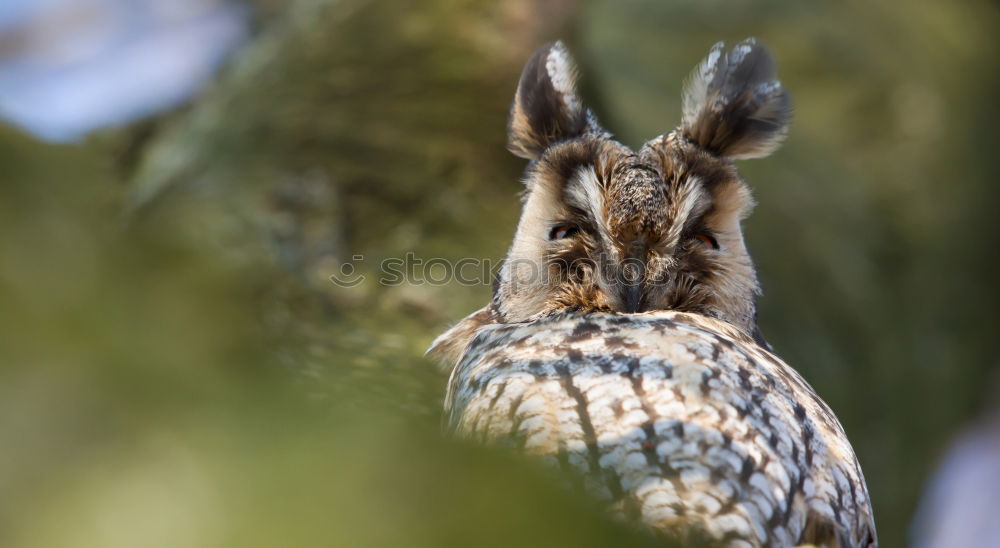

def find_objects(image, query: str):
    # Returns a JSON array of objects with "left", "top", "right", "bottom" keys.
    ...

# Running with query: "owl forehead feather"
[{"left": 528, "top": 142, "right": 715, "bottom": 237}]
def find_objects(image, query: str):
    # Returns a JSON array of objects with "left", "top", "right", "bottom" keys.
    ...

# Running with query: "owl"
[{"left": 429, "top": 40, "right": 877, "bottom": 547}]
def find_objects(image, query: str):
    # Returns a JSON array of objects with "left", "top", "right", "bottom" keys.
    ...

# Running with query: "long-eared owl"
[{"left": 429, "top": 39, "right": 877, "bottom": 547}]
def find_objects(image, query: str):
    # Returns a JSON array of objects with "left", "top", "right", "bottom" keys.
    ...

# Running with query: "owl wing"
[{"left": 445, "top": 312, "right": 877, "bottom": 547}]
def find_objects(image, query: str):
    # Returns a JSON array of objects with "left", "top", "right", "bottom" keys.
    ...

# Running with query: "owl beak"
[
  {"left": 622, "top": 282, "right": 644, "bottom": 313},
  {"left": 619, "top": 243, "right": 648, "bottom": 313}
]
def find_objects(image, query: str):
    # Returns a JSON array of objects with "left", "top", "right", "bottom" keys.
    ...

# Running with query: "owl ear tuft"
[
  {"left": 507, "top": 41, "right": 599, "bottom": 160},
  {"left": 680, "top": 39, "right": 791, "bottom": 160}
]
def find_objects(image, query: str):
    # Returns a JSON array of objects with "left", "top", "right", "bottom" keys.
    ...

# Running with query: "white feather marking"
[
  {"left": 682, "top": 42, "right": 724, "bottom": 127},
  {"left": 666, "top": 175, "right": 708, "bottom": 243},
  {"left": 546, "top": 41, "right": 581, "bottom": 115},
  {"left": 566, "top": 165, "right": 606, "bottom": 229},
  {"left": 730, "top": 40, "right": 754, "bottom": 64}
]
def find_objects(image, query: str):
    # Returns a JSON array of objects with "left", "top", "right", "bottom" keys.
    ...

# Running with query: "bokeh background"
[{"left": 2, "top": 1, "right": 998, "bottom": 546}]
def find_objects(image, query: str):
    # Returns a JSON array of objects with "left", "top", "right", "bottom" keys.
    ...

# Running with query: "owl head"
[{"left": 431, "top": 39, "right": 790, "bottom": 362}]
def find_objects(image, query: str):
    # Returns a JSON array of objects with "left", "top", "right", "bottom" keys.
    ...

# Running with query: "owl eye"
[
  {"left": 692, "top": 232, "right": 719, "bottom": 250},
  {"left": 549, "top": 224, "right": 579, "bottom": 240}
]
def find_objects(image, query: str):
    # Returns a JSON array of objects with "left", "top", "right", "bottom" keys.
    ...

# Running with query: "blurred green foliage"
[{"left": 1, "top": 0, "right": 998, "bottom": 546}]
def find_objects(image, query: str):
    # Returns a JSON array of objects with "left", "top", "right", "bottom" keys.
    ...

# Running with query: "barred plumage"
[{"left": 445, "top": 312, "right": 875, "bottom": 546}]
